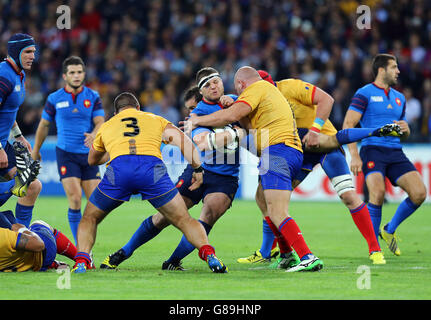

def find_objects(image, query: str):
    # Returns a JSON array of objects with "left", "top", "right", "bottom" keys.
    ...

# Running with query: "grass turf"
[{"left": 1, "top": 196, "right": 430, "bottom": 300}]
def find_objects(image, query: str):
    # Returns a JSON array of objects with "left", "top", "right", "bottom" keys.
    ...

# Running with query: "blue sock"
[
  {"left": 336, "top": 128, "right": 378, "bottom": 145},
  {"left": 122, "top": 216, "right": 161, "bottom": 257},
  {"left": 15, "top": 203, "right": 33, "bottom": 227},
  {"left": 2, "top": 210, "right": 16, "bottom": 225},
  {"left": 0, "top": 180, "right": 15, "bottom": 207},
  {"left": 0, "top": 211, "right": 13, "bottom": 229},
  {"left": 260, "top": 219, "right": 275, "bottom": 258},
  {"left": 166, "top": 220, "right": 212, "bottom": 264},
  {"left": 367, "top": 203, "right": 382, "bottom": 240},
  {"left": 385, "top": 198, "right": 419, "bottom": 234},
  {"left": 68, "top": 208, "right": 82, "bottom": 244}
]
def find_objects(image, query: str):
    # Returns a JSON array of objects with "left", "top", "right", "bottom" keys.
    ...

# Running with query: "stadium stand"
[{"left": 0, "top": 0, "right": 430, "bottom": 142}]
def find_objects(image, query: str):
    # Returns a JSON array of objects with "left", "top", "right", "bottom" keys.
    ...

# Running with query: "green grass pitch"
[{"left": 1, "top": 196, "right": 430, "bottom": 300}]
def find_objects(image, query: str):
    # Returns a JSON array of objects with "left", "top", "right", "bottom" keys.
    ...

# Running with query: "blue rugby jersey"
[
  {"left": 191, "top": 94, "right": 240, "bottom": 177},
  {"left": 42, "top": 86, "right": 105, "bottom": 154},
  {"left": 0, "top": 59, "right": 26, "bottom": 146},
  {"left": 348, "top": 82, "right": 406, "bottom": 149}
]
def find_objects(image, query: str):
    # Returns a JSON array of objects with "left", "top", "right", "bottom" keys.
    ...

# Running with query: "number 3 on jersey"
[{"left": 121, "top": 117, "right": 140, "bottom": 137}]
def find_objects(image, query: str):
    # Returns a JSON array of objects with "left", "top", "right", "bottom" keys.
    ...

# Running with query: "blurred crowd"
[{"left": 1, "top": 0, "right": 430, "bottom": 142}]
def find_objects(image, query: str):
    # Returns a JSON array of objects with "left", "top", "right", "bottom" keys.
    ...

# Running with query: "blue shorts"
[
  {"left": 56, "top": 147, "right": 100, "bottom": 181},
  {"left": 258, "top": 144, "right": 303, "bottom": 191},
  {"left": 176, "top": 165, "right": 239, "bottom": 205},
  {"left": 0, "top": 142, "right": 16, "bottom": 179},
  {"left": 89, "top": 155, "right": 178, "bottom": 211},
  {"left": 360, "top": 145, "right": 417, "bottom": 186},
  {"left": 29, "top": 223, "right": 57, "bottom": 271},
  {"left": 296, "top": 148, "right": 350, "bottom": 182}
]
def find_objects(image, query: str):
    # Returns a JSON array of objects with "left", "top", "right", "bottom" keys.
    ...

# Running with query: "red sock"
[
  {"left": 198, "top": 245, "right": 215, "bottom": 261},
  {"left": 53, "top": 229, "right": 77, "bottom": 260},
  {"left": 278, "top": 217, "right": 311, "bottom": 259},
  {"left": 271, "top": 238, "right": 277, "bottom": 250},
  {"left": 264, "top": 216, "right": 292, "bottom": 254},
  {"left": 350, "top": 203, "right": 381, "bottom": 254}
]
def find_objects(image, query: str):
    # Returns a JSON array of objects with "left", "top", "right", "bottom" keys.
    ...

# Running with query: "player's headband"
[{"left": 198, "top": 73, "right": 221, "bottom": 89}]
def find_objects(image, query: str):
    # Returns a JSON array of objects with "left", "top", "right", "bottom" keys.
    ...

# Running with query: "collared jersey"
[
  {"left": 42, "top": 86, "right": 105, "bottom": 154},
  {"left": 191, "top": 94, "right": 240, "bottom": 177},
  {"left": 0, "top": 228, "right": 43, "bottom": 272},
  {"left": 0, "top": 59, "right": 26, "bottom": 146},
  {"left": 348, "top": 82, "right": 406, "bottom": 149},
  {"left": 276, "top": 79, "right": 337, "bottom": 136},
  {"left": 93, "top": 108, "right": 171, "bottom": 163},
  {"left": 235, "top": 80, "right": 302, "bottom": 154}
]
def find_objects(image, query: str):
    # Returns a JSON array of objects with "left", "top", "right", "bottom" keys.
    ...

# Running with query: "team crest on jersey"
[
  {"left": 367, "top": 161, "right": 375, "bottom": 169},
  {"left": 61, "top": 166, "right": 67, "bottom": 176},
  {"left": 84, "top": 99, "right": 91, "bottom": 108},
  {"left": 395, "top": 98, "right": 401, "bottom": 106}
]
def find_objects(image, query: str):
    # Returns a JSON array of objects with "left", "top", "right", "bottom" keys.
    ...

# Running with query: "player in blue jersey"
[
  {"left": 0, "top": 33, "right": 42, "bottom": 226},
  {"left": 343, "top": 54, "right": 427, "bottom": 256},
  {"left": 32, "top": 56, "right": 105, "bottom": 244},
  {"left": 100, "top": 68, "right": 247, "bottom": 271}
]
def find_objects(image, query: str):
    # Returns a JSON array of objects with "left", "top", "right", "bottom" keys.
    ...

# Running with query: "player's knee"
[
  {"left": 332, "top": 174, "right": 355, "bottom": 198},
  {"left": 152, "top": 213, "right": 170, "bottom": 229},
  {"left": 409, "top": 185, "right": 427, "bottom": 205},
  {"left": 339, "top": 190, "right": 360, "bottom": 208},
  {"left": 368, "top": 187, "right": 386, "bottom": 204},
  {"left": 28, "top": 179, "right": 42, "bottom": 195},
  {"left": 68, "top": 194, "right": 82, "bottom": 209}
]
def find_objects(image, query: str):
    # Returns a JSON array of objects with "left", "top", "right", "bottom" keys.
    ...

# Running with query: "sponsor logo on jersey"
[
  {"left": 56, "top": 101, "right": 69, "bottom": 109},
  {"left": 371, "top": 96, "right": 383, "bottom": 102}
]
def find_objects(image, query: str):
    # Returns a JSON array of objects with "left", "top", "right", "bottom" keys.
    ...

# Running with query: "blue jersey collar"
[{"left": 372, "top": 82, "right": 391, "bottom": 97}]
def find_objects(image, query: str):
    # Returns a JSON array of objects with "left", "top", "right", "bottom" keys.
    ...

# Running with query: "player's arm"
[
  {"left": 394, "top": 101, "right": 410, "bottom": 139},
  {"left": 88, "top": 129, "right": 109, "bottom": 165},
  {"left": 302, "top": 86, "right": 335, "bottom": 149},
  {"left": 31, "top": 118, "right": 51, "bottom": 161},
  {"left": 343, "top": 109, "right": 363, "bottom": 176},
  {"left": 193, "top": 126, "right": 246, "bottom": 151},
  {"left": 88, "top": 147, "right": 109, "bottom": 166},
  {"left": 162, "top": 123, "right": 203, "bottom": 190},
  {"left": 394, "top": 120, "right": 410, "bottom": 139},
  {"left": 11, "top": 121, "right": 32, "bottom": 152},
  {"left": 186, "top": 102, "right": 251, "bottom": 134},
  {"left": 84, "top": 115, "right": 105, "bottom": 148},
  {"left": 0, "top": 76, "right": 14, "bottom": 167},
  {"left": 11, "top": 224, "right": 45, "bottom": 252}
]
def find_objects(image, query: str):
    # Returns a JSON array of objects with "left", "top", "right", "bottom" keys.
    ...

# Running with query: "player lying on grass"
[
  {"left": 0, "top": 215, "right": 77, "bottom": 272},
  {"left": 72, "top": 92, "right": 228, "bottom": 274},
  {"left": 236, "top": 70, "right": 398, "bottom": 267}
]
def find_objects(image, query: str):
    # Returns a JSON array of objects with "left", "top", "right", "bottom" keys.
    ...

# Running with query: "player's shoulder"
[
  {"left": 83, "top": 86, "right": 101, "bottom": 98},
  {"left": 354, "top": 83, "right": 375, "bottom": 97},
  {"left": 47, "top": 87, "right": 67, "bottom": 101},
  {"left": 0, "top": 61, "right": 15, "bottom": 82},
  {"left": 192, "top": 100, "right": 214, "bottom": 115},
  {"left": 390, "top": 87, "right": 406, "bottom": 101}
]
